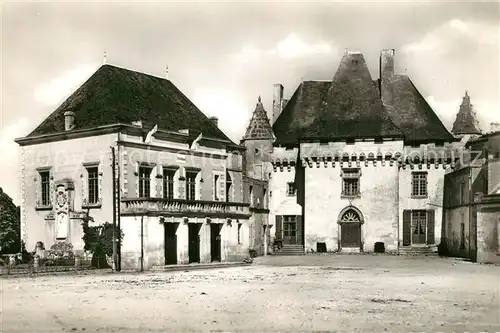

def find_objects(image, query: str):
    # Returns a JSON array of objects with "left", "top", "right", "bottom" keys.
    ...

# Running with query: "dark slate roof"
[
  {"left": 242, "top": 96, "right": 274, "bottom": 141},
  {"left": 27, "top": 64, "right": 234, "bottom": 143},
  {"left": 383, "top": 75, "right": 455, "bottom": 143},
  {"left": 272, "top": 53, "right": 403, "bottom": 144},
  {"left": 451, "top": 91, "right": 482, "bottom": 135}
]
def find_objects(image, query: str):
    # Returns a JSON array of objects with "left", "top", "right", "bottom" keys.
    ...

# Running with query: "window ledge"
[
  {"left": 35, "top": 205, "right": 52, "bottom": 211},
  {"left": 82, "top": 203, "right": 102, "bottom": 209},
  {"left": 286, "top": 194, "right": 297, "bottom": 197},
  {"left": 341, "top": 194, "right": 360, "bottom": 199},
  {"left": 411, "top": 195, "right": 428, "bottom": 199}
]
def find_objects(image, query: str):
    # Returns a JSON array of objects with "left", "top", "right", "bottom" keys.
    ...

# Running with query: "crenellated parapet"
[
  {"left": 272, "top": 144, "right": 464, "bottom": 170},
  {"left": 271, "top": 147, "right": 299, "bottom": 172}
]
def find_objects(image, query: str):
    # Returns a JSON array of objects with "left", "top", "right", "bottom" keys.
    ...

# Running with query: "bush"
[
  {"left": 20, "top": 241, "right": 33, "bottom": 263},
  {"left": 48, "top": 241, "right": 74, "bottom": 260},
  {"left": 81, "top": 213, "right": 123, "bottom": 269}
]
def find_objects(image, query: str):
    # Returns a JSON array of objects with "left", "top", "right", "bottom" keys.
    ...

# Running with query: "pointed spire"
[
  {"left": 242, "top": 96, "right": 274, "bottom": 141},
  {"left": 103, "top": 51, "right": 107, "bottom": 65},
  {"left": 452, "top": 90, "right": 481, "bottom": 136},
  {"left": 165, "top": 64, "right": 169, "bottom": 80}
]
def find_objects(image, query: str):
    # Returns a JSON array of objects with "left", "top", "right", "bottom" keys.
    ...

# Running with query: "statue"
[
  {"left": 54, "top": 185, "right": 70, "bottom": 241},
  {"left": 56, "top": 211, "right": 69, "bottom": 240}
]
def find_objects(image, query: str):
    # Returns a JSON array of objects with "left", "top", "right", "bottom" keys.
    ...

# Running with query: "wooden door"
[
  {"left": 412, "top": 211, "right": 426, "bottom": 244},
  {"left": 283, "top": 216, "right": 297, "bottom": 244},
  {"left": 340, "top": 223, "right": 361, "bottom": 248},
  {"left": 164, "top": 223, "right": 178, "bottom": 265},
  {"left": 426, "top": 210, "right": 435, "bottom": 245},
  {"left": 188, "top": 223, "right": 201, "bottom": 263},
  {"left": 275, "top": 216, "right": 283, "bottom": 241},
  {"left": 210, "top": 223, "right": 222, "bottom": 262},
  {"left": 402, "top": 210, "right": 411, "bottom": 246}
]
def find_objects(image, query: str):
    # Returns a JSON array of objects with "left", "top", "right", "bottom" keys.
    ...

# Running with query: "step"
[{"left": 151, "top": 262, "right": 251, "bottom": 272}]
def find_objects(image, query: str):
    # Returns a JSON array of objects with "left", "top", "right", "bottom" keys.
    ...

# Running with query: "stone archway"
[{"left": 337, "top": 206, "right": 364, "bottom": 250}]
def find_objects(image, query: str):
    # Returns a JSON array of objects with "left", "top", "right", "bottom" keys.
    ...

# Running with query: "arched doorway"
[{"left": 338, "top": 207, "right": 364, "bottom": 250}]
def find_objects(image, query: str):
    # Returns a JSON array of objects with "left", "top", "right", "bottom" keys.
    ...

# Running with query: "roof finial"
[
  {"left": 103, "top": 51, "right": 107, "bottom": 65},
  {"left": 344, "top": 48, "right": 348, "bottom": 54},
  {"left": 465, "top": 90, "right": 468, "bottom": 97},
  {"left": 405, "top": 68, "right": 407, "bottom": 75},
  {"left": 258, "top": 95, "right": 261, "bottom": 103},
  {"left": 165, "top": 64, "right": 169, "bottom": 80}
]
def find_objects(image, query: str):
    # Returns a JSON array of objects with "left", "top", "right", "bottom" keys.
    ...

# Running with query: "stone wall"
[
  {"left": 443, "top": 206, "right": 471, "bottom": 258},
  {"left": 120, "top": 215, "right": 251, "bottom": 270},
  {"left": 300, "top": 141, "right": 402, "bottom": 253},
  {"left": 20, "top": 133, "right": 117, "bottom": 251},
  {"left": 399, "top": 164, "right": 446, "bottom": 246},
  {"left": 476, "top": 196, "right": 500, "bottom": 264}
]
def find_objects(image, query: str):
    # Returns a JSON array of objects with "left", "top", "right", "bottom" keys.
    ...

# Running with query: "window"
[
  {"left": 249, "top": 185, "right": 254, "bottom": 206},
  {"left": 237, "top": 223, "right": 242, "bottom": 244},
  {"left": 286, "top": 182, "right": 296, "bottom": 196},
  {"left": 411, "top": 210, "right": 427, "bottom": 234},
  {"left": 412, "top": 172, "right": 427, "bottom": 197},
  {"left": 283, "top": 215, "right": 297, "bottom": 240},
  {"left": 460, "top": 223, "right": 465, "bottom": 249},
  {"left": 139, "top": 166, "right": 152, "bottom": 198},
  {"left": 226, "top": 172, "right": 232, "bottom": 202},
  {"left": 213, "top": 174, "right": 220, "bottom": 201},
  {"left": 263, "top": 188, "right": 267, "bottom": 208},
  {"left": 87, "top": 167, "right": 99, "bottom": 204},
  {"left": 163, "top": 168, "right": 175, "bottom": 199},
  {"left": 342, "top": 169, "right": 360, "bottom": 197},
  {"left": 186, "top": 171, "right": 197, "bottom": 201},
  {"left": 40, "top": 171, "right": 51, "bottom": 206}
]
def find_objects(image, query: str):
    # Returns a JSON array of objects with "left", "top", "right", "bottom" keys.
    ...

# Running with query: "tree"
[
  {"left": 0, "top": 187, "right": 21, "bottom": 254},
  {"left": 81, "top": 212, "right": 123, "bottom": 269}
]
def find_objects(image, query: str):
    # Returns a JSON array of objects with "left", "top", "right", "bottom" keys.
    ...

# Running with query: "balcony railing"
[{"left": 121, "top": 198, "right": 251, "bottom": 218}]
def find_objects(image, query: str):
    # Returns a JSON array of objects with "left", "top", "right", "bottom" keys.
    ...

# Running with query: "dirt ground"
[{"left": 1, "top": 255, "right": 499, "bottom": 332}]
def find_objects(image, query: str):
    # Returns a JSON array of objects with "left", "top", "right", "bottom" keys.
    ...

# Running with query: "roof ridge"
[{"left": 24, "top": 64, "right": 235, "bottom": 145}]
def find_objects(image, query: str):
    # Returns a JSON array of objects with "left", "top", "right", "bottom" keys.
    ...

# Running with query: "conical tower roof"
[
  {"left": 451, "top": 91, "right": 481, "bottom": 135},
  {"left": 242, "top": 96, "right": 274, "bottom": 140}
]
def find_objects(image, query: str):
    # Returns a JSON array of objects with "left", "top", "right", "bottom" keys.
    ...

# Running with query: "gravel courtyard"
[{"left": 1, "top": 255, "right": 499, "bottom": 332}]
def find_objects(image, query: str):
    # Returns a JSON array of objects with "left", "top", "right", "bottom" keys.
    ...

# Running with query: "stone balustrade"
[{"left": 121, "top": 198, "right": 251, "bottom": 219}]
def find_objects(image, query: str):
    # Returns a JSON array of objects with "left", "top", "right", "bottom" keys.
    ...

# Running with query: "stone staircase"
[
  {"left": 398, "top": 246, "right": 438, "bottom": 256},
  {"left": 273, "top": 244, "right": 305, "bottom": 256}
]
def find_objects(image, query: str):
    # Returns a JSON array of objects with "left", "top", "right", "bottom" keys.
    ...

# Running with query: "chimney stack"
[
  {"left": 64, "top": 111, "right": 75, "bottom": 131},
  {"left": 209, "top": 116, "right": 219, "bottom": 127},
  {"left": 272, "top": 83, "right": 284, "bottom": 125},
  {"left": 380, "top": 49, "right": 395, "bottom": 79},
  {"left": 380, "top": 49, "right": 395, "bottom": 108}
]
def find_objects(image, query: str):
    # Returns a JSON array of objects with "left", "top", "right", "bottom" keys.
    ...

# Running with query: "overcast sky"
[{"left": 1, "top": 1, "right": 499, "bottom": 204}]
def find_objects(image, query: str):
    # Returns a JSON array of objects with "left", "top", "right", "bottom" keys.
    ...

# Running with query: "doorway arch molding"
[{"left": 337, "top": 205, "right": 364, "bottom": 225}]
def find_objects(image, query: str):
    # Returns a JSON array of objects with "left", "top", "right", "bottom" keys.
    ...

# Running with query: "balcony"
[{"left": 121, "top": 198, "right": 251, "bottom": 219}]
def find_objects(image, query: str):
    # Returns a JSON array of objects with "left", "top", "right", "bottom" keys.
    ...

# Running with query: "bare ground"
[{"left": 1, "top": 255, "right": 499, "bottom": 332}]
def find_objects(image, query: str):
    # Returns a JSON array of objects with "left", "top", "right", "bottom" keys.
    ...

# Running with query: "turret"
[{"left": 241, "top": 96, "right": 274, "bottom": 180}]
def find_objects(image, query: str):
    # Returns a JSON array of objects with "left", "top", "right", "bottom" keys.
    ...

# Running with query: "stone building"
[
  {"left": 267, "top": 49, "right": 464, "bottom": 255},
  {"left": 443, "top": 114, "right": 500, "bottom": 264},
  {"left": 15, "top": 64, "right": 268, "bottom": 270}
]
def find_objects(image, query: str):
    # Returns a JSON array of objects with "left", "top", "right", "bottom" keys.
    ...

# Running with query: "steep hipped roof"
[
  {"left": 382, "top": 75, "right": 455, "bottom": 143},
  {"left": 242, "top": 96, "right": 274, "bottom": 141},
  {"left": 451, "top": 91, "right": 482, "bottom": 135},
  {"left": 26, "top": 64, "right": 233, "bottom": 143},
  {"left": 273, "top": 52, "right": 403, "bottom": 144}
]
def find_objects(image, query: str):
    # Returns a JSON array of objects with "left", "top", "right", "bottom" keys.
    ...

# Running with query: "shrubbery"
[{"left": 81, "top": 213, "right": 123, "bottom": 268}]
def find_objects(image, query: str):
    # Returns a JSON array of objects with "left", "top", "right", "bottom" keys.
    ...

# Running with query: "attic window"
[
  {"left": 255, "top": 148, "right": 260, "bottom": 154},
  {"left": 352, "top": 60, "right": 359, "bottom": 65}
]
